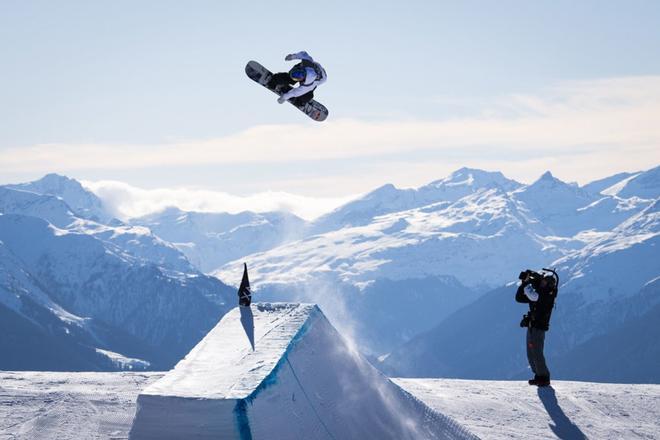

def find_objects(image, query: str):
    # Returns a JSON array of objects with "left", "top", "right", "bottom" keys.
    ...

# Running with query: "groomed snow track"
[{"left": 129, "top": 303, "right": 476, "bottom": 439}]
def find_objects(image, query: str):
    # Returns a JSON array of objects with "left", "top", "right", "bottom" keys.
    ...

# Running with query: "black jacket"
[{"left": 516, "top": 281, "right": 556, "bottom": 331}]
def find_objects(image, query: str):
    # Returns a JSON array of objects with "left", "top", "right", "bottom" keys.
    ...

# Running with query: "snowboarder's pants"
[
  {"left": 269, "top": 73, "right": 315, "bottom": 106},
  {"left": 526, "top": 327, "right": 550, "bottom": 378}
]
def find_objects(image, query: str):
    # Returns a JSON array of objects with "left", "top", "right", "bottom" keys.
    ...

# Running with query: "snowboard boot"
[{"left": 267, "top": 73, "right": 292, "bottom": 92}]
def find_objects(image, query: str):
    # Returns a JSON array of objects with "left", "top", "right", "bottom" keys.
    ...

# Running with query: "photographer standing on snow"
[{"left": 516, "top": 268, "right": 559, "bottom": 387}]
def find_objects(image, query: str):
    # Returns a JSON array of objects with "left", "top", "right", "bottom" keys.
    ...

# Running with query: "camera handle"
[{"left": 542, "top": 267, "right": 559, "bottom": 294}]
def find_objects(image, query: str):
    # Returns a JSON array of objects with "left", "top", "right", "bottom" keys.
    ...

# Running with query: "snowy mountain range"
[
  {"left": 0, "top": 178, "right": 235, "bottom": 371},
  {"left": 381, "top": 199, "right": 660, "bottom": 382},
  {"left": 211, "top": 166, "right": 656, "bottom": 361},
  {"left": 4, "top": 173, "right": 114, "bottom": 224},
  {"left": 215, "top": 168, "right": 652, "bottom": 289},
  {"left": 1, "top": 166, "right": 658, "bottom": 381},
  {"left": 131, "top": 207, "right": 307, "bottom": 273}
]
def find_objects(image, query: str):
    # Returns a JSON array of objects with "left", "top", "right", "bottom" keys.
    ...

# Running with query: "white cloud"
[
  {"left": 4, "top": 75, "right": 660, "bottom": 190},
  {"left": 82, "top": 179, "right": 357, "bottom": 221}
]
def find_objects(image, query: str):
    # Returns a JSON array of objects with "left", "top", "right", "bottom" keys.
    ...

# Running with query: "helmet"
[{"left": 289, "top": 67, "right": 306, "bottom": 82}]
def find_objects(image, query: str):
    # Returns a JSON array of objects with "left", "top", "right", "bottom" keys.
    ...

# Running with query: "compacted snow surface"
[
  {"left": 394, "top": 378, "right": 660, "bottom": 439},
  {"left": 2, "top": 372, "right": 659, "bottom": 439},
  {"left": 0, "top": 371, "right": 162, "bottom": 440}
]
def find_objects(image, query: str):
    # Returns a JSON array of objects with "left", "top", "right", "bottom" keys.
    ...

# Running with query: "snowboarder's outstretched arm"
[{"left": 285, "top": 51, "right": 314, "bottom": 62}]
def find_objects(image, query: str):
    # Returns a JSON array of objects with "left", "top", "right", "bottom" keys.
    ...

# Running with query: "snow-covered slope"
[
  {"left": 213, "top": 186, "right": 557, "bottom": 355},
  {"left": 551, "top": 279, "right": 660, "bottom": 383},
  {"left": 3, "top": 168, "right": 656, "bottom": 374},
  {"left": 216, "top": 168, "right": 654, "bottom": 292},
  {"left": 0, "top": 175, "right": 242, "bottom": 370},
  {"left": 556, "top": 199, "right": 660, "bottom": 303},
  {"left": 131, "top": 207, "right": 307, "bottom": 273},
  {"left": 210, "top": 167, "right": 656, "bottom": 357},
  {"left": 0, "top": 371, "right": 159, "bottom": 439},
  {"left": 0, "top": 187, "right": 78, "bottom": 229},
  {"left": 130, "top": 303, "right": 474, "bottom": 440},
  {"left": 421, "top": 167, "right": 522, "bottom": 200},
  {"left": 0, "top": 213, "right": 235, "bottom": 369},
  {"left": 4, "top": 173, "right": 114, "bottom": 223},
  {"left": 310, "top": 167, "right": 521, "bottom": 234},
  {"left": 2, "top": 362, "right": 659, "bottom": 439},
  {"left": 582, "top": 171, "right": 635, "bottom": 195},
  {"left": 514, "top": 171, "right": 607, "bottom": 236},
  {"left": 0, "top": 238, "right": 120, "bottom": 371},
  {"left": 602, "top": 164, "right": 660, "bottom": 199},
  {"left": 521, "top": 169, "right": 654, "bottom": 236},
  {"left": 216, "top": 187, "right": 562, "bottom": 290},
  {"left": 394, "top": 378, "right": 660, "bottom": 440},
  {"left": 0, "top": 186, "right": 194, "bottom": 273},
  {"left": 382, "top": 199, "right": 660, "bottom": 380}
]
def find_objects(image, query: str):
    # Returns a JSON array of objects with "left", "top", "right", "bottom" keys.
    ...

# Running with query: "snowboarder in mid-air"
[
  {"left": 269, "top": 51, "right": 327, "bottom": 106},
  {"left": 515, "top": 268, "right": 559, "bottom": 387},
  {"left": 245, "top": 52, "right": 328, "bottom": 121}
]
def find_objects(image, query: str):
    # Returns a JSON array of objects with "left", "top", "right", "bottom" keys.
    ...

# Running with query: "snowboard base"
[{"left": 245, "top": 60, "right": 328, "bottom": 122}]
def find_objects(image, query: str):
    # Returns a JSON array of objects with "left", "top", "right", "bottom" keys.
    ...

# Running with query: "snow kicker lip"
[{"left": 129, "top": 302, "right": 476, "bottom": 439}]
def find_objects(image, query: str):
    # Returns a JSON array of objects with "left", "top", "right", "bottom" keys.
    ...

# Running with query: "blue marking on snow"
[
  {"left": 243, "top": 305, "right": 321, "bottom": 405},
  {"left": 233, "top": 399, "right": 253, "bottom": 440}
]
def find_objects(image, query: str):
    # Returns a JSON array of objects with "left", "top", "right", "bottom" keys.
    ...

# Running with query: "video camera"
[
  {"left": 518, "top": 269, "right": 541, "bottom": 283},
  {"left": 518, "top": 268, "right": 559, "bottom": 292}
]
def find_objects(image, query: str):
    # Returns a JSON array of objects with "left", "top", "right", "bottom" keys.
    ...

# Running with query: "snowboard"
[{"left": 245, "top": 60, "right": 328, "bottom": 122}]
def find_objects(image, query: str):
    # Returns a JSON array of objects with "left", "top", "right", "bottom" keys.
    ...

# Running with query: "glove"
[
  {"left": 277, "top": 96, "right": 287, "bottom": 104},
  {"left": 285, "top": 54, "right": 295, "bottom": 61}
]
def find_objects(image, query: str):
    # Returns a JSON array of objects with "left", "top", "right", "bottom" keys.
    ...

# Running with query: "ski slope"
[
  {"left": 2, "top": 372, "right": 659, "bottom": 439},
  {"left": 0, "top": 371, "right": 160, "bottom": 439},
  {"left": 394, "top": 378, "right": 660, "bottom": 439}
]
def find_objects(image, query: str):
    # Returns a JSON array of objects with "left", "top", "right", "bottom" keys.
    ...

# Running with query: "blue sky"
[{"left": 1, "top": 1, "right": 659, "bottom": 217}]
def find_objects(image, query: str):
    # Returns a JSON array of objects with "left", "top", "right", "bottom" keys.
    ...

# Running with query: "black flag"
[{"left": 238, "top": 263, "right": 252, "bottom": 307}]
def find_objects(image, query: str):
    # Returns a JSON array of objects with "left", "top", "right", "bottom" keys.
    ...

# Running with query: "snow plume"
[
  {"left": 314, "top": 286, "right": 474, "bottom": 439},
  {"left": 276, "top": 277, "right": 361, "bottom": 350},
  {"left": 81, "top": 179, "right": 355, "bottom": 221},
  {"left": 260, "top": 280, "right": 464, "bottom": 439}
]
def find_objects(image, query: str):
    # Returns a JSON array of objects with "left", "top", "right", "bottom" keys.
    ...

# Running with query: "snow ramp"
[{"left": 129, "top": 303, "right": 475, "bottom": 439}]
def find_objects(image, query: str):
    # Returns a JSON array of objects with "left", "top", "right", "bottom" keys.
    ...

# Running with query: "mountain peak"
[
  {"left": 9, "top": 173, "right": 82, "bottom": 195},
  {"left": 368, "top": 183, "right": 399, "bottom": 197},
  {"left": 451, "top": 166, "right": 495, "bottom": 177},
  {"left": 40, "top": 172, "right": 76, "bottom": 184},
  {"left": 426, "top": 167, "right": 521, "bottom": 194},
  {"left": 527, "top": 171, "right": 570, "bottom": 189},
  {"left": 539, "top": 170, "right": 554, "bottom": 181},
  {"left": 4, "top": 174, "right": 113, "bottom": 224}
]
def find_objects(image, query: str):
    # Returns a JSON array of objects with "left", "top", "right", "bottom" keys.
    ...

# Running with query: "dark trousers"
[
  {"left": 526, "top": 327, "right": 550, "bottom": 378},
  {"left": 268, "top": 73, "right": 314, "bottom": 106}
]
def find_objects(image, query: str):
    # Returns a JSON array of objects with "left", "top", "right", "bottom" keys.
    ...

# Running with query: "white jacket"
[{"left": 280, "top": 51, "right": 327, "bottom": 101}]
